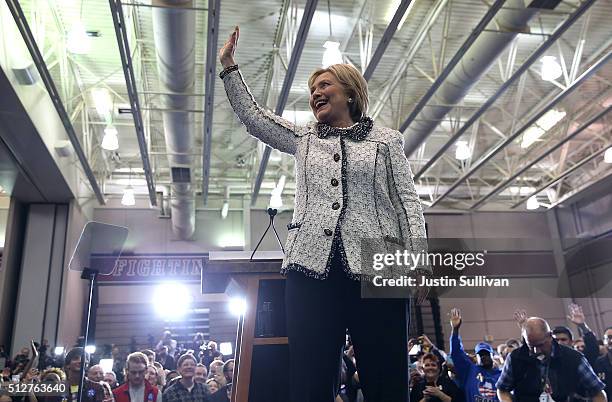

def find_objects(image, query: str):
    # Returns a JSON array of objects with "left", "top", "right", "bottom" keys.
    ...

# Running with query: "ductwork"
[
  {"left": 403, "top": 0, "right": 540, "bottom": 157},
  {"left": 152, "top": 0, "right": 196, "bottom": 239}
]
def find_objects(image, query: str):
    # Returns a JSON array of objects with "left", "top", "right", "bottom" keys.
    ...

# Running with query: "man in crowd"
[
  {"left": 156, "top": 331, "right": 177, "bottom": 356},
  {"left": 163, "top": 353, "right": 210, "bottom": 401},
  {"left": 449, "top": 308, "right": 501, "bottom": 402},
  {"left": 156, "top": 346, "right": 176, "bottom": 371},
  {"left": 141, "top": 349, "right": 156, "bottom": 366},
  {"left": 112, "top": 352, "right": 161, "bottom": 402},
  {"left": 496, "top": 317, "right": 606, "bottom": 402},
  {"left": 201, "top": 342, "right": 222, "bottom": 368},
  {"left": 104, "top": 371, "right": 119, "bottom": 389},
  {"left": 64, "top": 347, "right": 105, "bottom": 401},
  {"left": 595, "top": 326, "right": 612, "bottom": 396},
  {"left": 194, "top": 363, "right": 208, "bottom": 384},
  {"left": 87, "top": 364, "right": 104, "bottom": 382}
]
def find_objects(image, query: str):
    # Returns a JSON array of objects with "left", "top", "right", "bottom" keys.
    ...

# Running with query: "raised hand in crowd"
[
  {"left": 513, "top": 309, "right": 527, "bottom": 329},
  {"left": 450, "top": 308, "right": 462, "bottom": 332},
  {"left": 567, "top": 303, "right": 599, "bottom": 366}
]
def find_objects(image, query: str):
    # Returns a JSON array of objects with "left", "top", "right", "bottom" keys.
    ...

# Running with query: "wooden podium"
[{"left": 203, "top": 251, "right": 289, "bottom": 402}]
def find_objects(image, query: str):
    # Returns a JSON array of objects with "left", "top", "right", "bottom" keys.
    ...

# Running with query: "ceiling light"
[
  {"left": 66, "top": 21, "right": 91, "bottom": 54},
  {"left": 322, "top": 41, "right": 343, "bottom": 68},
  {"left": 526, "top": 196, "right": 540, "bottom": 210},
  {"left": 455, "top": 141, "right": 471, "bottom": 160},
  {"left": 121, "top": 187, "right": 135, "bottom": 206},
  {"left": 604, "top": 147, "right": 612, "bottom": 164},
  {"left": 540, "top": 56, "right": 562, "bottom": 82},
  {"left": 221, "top": 201, "right": 229, "bottom": 219},
  {"left": 101, "top": 125, "right": 119, "bottom": 151},
  {"left": 521, "top": 109, "right": 566, "bottom": 148},
  {"left": 92, "top": 88, "right": 113, "bottom": 118}
]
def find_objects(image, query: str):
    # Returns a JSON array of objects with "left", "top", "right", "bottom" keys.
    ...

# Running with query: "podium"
[{"left": 204, "top": 251, "right": 289, "bottom": 402}]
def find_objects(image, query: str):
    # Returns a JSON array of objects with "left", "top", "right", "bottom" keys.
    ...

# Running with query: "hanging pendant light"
[
  {"left": 322, "top": 0, "right": 342, "bottom": 68},
  {"left": 101, "top": 125, "right": 119, "bottom": 150},
  {"left": 121, "top": 165, "right": 136, "bottom": 206},
  {"left": 540, "top": 56, "right": 562, "bottom": 82}
]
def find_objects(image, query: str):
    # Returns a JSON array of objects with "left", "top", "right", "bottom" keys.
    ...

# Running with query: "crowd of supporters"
[
  {"left": 0, "top": 331, "right": 233, "bottom": 402},
  {"left": 1, "top": 302, "right": 611, "bottom": 401}
]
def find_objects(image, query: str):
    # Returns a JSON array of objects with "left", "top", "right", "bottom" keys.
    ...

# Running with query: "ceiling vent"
[{"left": 171, "top": 167, "right": 191, "bottom": 183}]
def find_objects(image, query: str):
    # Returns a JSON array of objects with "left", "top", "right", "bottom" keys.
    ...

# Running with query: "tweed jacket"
[{"left": 222, "top": 68, "right": 428, "bottom": 279}]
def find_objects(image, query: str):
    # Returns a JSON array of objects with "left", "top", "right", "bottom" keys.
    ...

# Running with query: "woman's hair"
[
  {"left": 420, "top": 352, "right": 439, "bottom": 366},
  {"left": 307, "top": 64, "right": 369, "bottom": 122}
]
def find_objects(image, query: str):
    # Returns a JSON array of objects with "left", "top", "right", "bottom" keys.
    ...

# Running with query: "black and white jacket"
[{"left": 222, "top": 68, "right": 428, "bottom": 280}]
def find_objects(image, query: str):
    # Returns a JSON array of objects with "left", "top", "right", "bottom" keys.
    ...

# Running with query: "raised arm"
[
  {"left": 219, "top": 26, "right": 301, "bottom": 155},
  {"left": 568, "top": 303, "right": 599, "bottom": 366},
  {"left": 449, "top": 308, "right": 473, "bottom": 385}
]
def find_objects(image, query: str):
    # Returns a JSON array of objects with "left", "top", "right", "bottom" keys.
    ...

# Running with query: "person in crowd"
[
  {"left": 103, "top": 371, "right": 118, "bottom": 390},
  {"left": 209, "top": 360, "right": 234, "bottom": 402},
  {"left": 553, "top": 326, "right": 575, "bottom": 346},
  {"left": 141, "top": 350, "right": 156, "bottom": 367},
  {"left": 111, "top": 346, "right": 125, "bottom": 385},
  {"left": 155, "top": 346, "right": 175, "bottom": 371},
  {"left": 449, "top": 308, "right": 501, "bottom": 402},
  {"left": 595, "top": 327, "right": 612, "bottom": 397},
  {"left": 152, "top": 363, "right": 166, "bottom": 389},
  {"left": 145, "top": 365, "right": 161, "bottom": 388},
  {"left": 192, "top": 333, "right": 206, "bottom": 353},
  {"left": 219, "top": 24, "right": 428, "bottom": 402},
  {"left": 410, "top": 353, "right": 464, "bottom": 402},
  {"left": 200, "top": 342, "right": 222, "bottom": 368},
  {"left": 162, "top": 354, "right": 209, "bottom": 402},
  {"left": 112, "top": 352, "right": 161, "bottom": 402},
  {"left": 208, "top": 360, "right": 226, "bottom": 387},
  {"left": 194, "top": 364, "right": 208, "bottom": 384},
  {"left": 567, "top": 303, "right": 600, "bottom": 366},
  {"left": 87, "top": 365, "right": 104, "bottom": 383},
  {"left": 156, "top": 332, "right": 177, "bottom": 357},
  {"left": 205, "top": 379, "right": 220, "bottom": 395},
  {"left": 64, "top": 347, "right": 105, "bottom": 401},
  {"left": 575, "top": 338, "right": 586, "bottom": 353},
  {"left": 496, "top": 317, "right": 606, "bottom": 402}
]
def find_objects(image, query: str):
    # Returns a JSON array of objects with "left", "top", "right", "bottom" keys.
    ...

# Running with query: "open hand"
[
  {"left": 514, "top": 309, "right": 527, "bottom": 329},
  {"left": 219, "top": 26, "right": 239, "bottom": 68},
  {"left": 567, "top": 303, "right": 585, "bottom": 325},
  {"left": 450, "top": 308, "right": 462, "bottom": 329}
]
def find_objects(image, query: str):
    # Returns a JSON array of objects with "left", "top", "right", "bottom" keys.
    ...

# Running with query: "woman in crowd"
[
  {"left": 410, "top": 353, "right": 463, "bottom": 402},
  {"left": 219, "top": 25, "right": 429, "bottom": 402}
]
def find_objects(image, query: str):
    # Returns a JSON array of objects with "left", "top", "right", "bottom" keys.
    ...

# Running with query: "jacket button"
[
  {"left": 331, "top": 178, "right": 338, "bottom": 186},
  {"left": 324, "top": 229, "right": 333, "bottom": 236},
  {"left": 332, "top": 202, "right": 340, "bottom": 210},
  {"left": 333, "top": 153, "right": 340, "bottom": 162}
]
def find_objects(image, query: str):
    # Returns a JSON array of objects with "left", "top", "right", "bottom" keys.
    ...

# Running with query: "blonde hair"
[
  {"left": 126, "top": 351, "right": 149, "bottom": 368},
  {"left": 307, "top": 64, "right": 369, "bottom": 122}
]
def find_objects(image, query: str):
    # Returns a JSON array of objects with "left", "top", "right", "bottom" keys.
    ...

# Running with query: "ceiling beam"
[
  {"left": 470, "top": 105, "right": 611, "bottom": 209},
  {"left": 108, "top": 0, "right": 157, "bottom": 206},
  {"left": 201, "top": 0, "right": 222, "bottom": 205},
  {"left": 5, "top": 0, "right": 105, "bottom": 204},
  {"left": 414, "top": 0, "right": 597, "bottom": 180},
  {"left": 251, "top": 0, "right": 319, "bottom": 205},
  {"left": 362, "top": 0, "right": 413, "bottom": 81},
  {"left": 429, "top": 50, "right": 611, "bottom": 208},
  {"left": 397, "top": 0, "right": 506, "bottom": 134},
  {"left": 511, "top": 141, "right": 612, "bottom": 209}
]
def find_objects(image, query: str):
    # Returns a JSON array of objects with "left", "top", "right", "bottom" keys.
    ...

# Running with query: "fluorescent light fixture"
[
  {"left": 526, "top": 196, "right": 540, "bottom": 210},
  {"left": 85, "top": 345, "right": 96, "bottom": 354},
  {"left": 604, "top": 147, "right": 612, "bottom": 164},
  {"left": 67, "top": 21, "right": 91, "bottom": 54},
  {"left": 322, "top": 41, "right": 343, "bottom": 68},
  {"left": 508, "top": 186, "right": 536, "bottom": 196},
  {"left": 92, "top": 88, "right": 113, "bottom": 118},
  {"left": 521, "top": 109, "right": 566, "bottom": 148},
  {"left": 540, "top": 56, "right": 562, "bottom": 82},
  {"left": 221, "top": 201, "right": 229, "bottom": 219},
  {"left": 219, "top": 342, "right": 233, "bottom": 356},
  {"left": 455, "top": 141, "right": 471, "bottom": 160},
  {"left": 121, "top": 187, "right": 135, "bottom": 206},
  {"left": 99, "top": 359, "right": 114, "bottom": 373},
  {"left": 54, "top": 347, "right": 65, "bottom": 356},
  {"left": 229, "top": 298, "right": 246, "bottom": 316},
  {"left": 102, "top": 125, "right": 119, "bottom": 151},
  {"left": 153, "top": 282, "right": 191, "bottom": 319}
]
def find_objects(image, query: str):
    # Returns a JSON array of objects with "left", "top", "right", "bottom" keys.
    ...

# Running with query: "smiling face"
[
  {"left": 421, "top": 358, "right": 439, "bottom": 381},
  {"left": 309, "top": 72, "right": 353, "bottom": 127}
]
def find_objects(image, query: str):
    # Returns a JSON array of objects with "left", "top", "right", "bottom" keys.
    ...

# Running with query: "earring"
[{"left": 348, "top": 98, "right": 353, "bottom": 103}]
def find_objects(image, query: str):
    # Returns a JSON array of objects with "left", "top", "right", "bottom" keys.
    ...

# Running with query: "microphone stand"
[{"left": 77, "top": 267, "right": 97, "bottom": 402}]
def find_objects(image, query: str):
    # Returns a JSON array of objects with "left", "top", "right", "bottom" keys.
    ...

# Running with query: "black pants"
[{"left": 285, "top": 243, "right": 409, "bottom": 402}]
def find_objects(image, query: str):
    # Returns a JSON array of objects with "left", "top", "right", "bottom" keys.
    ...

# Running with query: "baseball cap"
[{"left": 475, "top": 342, "right": 494, "bottom": 355}]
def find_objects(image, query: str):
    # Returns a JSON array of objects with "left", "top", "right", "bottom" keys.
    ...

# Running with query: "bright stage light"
[
  {"left": 85, "top": 345, "right": 96, "bottom": 354},
  {"left": 54, "top": 347, "right": 65, "bottom": 356},
  {"left": 229, "top": 298, "right": 246, "bottom": 316},
  {"left": 153, "top": 282, "right": 192, "bottom": 319},
  {"left": 526, "top": 196, "right": 540, "bottom": 210}
]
